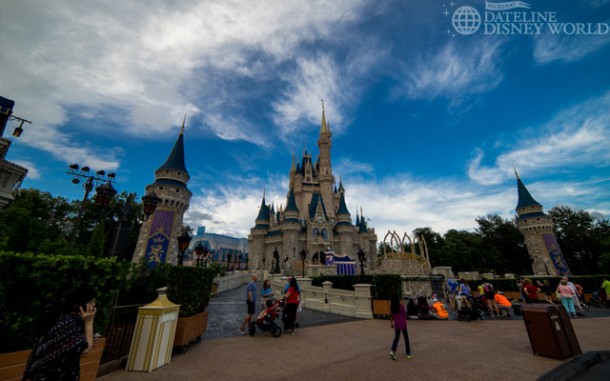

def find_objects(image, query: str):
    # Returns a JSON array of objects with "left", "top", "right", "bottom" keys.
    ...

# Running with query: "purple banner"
[
  {"left": 145, "top": 210, "right": 175, "bottom": 268},
  {"left": 543, "top": 233, "right": 571, "bottom": 275}
]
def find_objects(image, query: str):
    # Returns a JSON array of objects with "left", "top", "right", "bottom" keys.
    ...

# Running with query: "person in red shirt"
[
  {"left": 283, "top": 277, "right": 300, "bottom": 334},
  {"left": 522, "top": 278, "right": 541, "bottom": 303}
]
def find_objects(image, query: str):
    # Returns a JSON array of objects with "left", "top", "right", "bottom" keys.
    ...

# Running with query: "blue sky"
[{"left": 2, "top": 0, "right": 610, "bottom": 238}]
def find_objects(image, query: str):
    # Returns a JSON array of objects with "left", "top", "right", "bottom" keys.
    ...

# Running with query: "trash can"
[
  {"left": 521, "top": 304, "right": 582, "bottom": 359},
  {"left": 126, "top": 287, "right": 180, "bottom": 372}
]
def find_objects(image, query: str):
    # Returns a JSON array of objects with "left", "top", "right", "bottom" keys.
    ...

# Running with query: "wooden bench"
[{"left": 0, "top": 338, "right": 105, "bottom": 381}]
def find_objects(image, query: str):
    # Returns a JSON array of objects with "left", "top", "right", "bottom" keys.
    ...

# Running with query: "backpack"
[{"left": 483, "top": 283, "right": 493, "bottom": 294}]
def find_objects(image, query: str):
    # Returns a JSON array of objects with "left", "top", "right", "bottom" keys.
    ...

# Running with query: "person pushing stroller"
[{"left": 249, "top": 298, "right": 284, "bottom": 337}]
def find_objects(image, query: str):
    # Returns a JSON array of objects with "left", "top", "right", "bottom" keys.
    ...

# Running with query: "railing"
[
  {"left": 269, "top": 275, "right": 373, "bottom": 319},
  {"left": 101, "top": 304, "right": 143, "bottom": 364}
]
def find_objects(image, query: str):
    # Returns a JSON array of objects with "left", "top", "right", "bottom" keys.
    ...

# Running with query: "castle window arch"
[
  {"left": 313, "top": 228, "right": 319, "bottom": 236},
  {"left": 321, "top": 229, "right": 328, "bottom": 240}
]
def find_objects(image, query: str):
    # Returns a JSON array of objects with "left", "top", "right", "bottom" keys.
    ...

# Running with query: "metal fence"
[{"left": 101, "top": 304, "right": 143, "bottom": 364}]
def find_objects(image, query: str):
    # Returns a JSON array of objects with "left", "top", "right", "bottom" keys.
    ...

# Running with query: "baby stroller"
[
  {"left": 417, "top": 296, "right": 432, "bottom": 320},
  {"left": 455, "top": 296, "right": 484, "bottom": 321},
  {"left": 249, "top": 299, "right": 284, "bottom": 337},
  {"left": 591, "top": 288, "right": 608, "bottom": 308}
]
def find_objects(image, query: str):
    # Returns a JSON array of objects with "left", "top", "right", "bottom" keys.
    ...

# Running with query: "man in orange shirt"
[
  {"left": 494, "top": 292, "right": 512, "bottom": 317},
  {"left": 429, "top": 298, "right": 449, "bottom": 320}
]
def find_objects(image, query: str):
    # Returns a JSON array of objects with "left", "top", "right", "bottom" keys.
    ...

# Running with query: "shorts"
[{"left": 247, "top": 300, "right": 255, "bottom": 315}]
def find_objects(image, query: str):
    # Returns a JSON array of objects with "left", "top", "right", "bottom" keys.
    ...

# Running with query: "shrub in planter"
[
  {"left": 166, "top": 266, "right": 216, "bottom": 317},
  {"left": 0, "top": 251, "right": 126, "bottom": 353}
]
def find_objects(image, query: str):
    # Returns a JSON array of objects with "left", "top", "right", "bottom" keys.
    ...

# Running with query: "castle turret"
[
  {"left": 515, "top": 171, "right": 570, "bottom": 275},
  {"left": 317, "top": 102, "right": 335, "bottom": 218},
  {"left": 133, "top": 120, "right": 192, "bottom": 267}
]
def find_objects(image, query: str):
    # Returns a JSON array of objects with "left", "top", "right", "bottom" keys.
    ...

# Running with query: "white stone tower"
[{"left": 133, "top": 122, "right": 192, "bottom": 267}]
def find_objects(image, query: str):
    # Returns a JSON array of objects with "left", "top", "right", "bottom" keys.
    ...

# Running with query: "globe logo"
[{"left": 452, "top": 6, "right": 481, "bottom": 35}]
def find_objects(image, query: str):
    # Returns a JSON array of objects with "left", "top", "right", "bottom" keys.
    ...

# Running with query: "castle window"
[
  {"left": 321, "top": 229, "right": 328, "bottom": 240},
  {"left": 176, "top": 188, "right": 180, "bottom": 192},
  {"left": 313, "top": 228, "right": 319, "bottom": 236}
]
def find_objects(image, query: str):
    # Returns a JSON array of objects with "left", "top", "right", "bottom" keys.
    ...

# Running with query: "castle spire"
[
  {"left": 515, "top": 174, "right": 542, "bottom": 211},
  {"left": 319, "top": 99, "right": 331, "bottom": 139},
  {"left": 157, "top": 118, "right": 188, "bottom": 175}
]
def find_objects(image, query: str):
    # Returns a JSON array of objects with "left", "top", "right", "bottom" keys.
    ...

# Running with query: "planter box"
[
  {"left": 0, "top": 338, "right": 106, "bottom": 381},
  {"left": 372, "top": 300, "right": 391, "bottom": 318},
  {"left": 173, "top": 311, "right": 208, "bottom": 349}
]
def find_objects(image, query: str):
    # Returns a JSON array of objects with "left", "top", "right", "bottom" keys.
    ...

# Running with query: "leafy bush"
[
  {"left": 311, "top": 274, "right": 403, "bottom": 300},
  {"left": 0, "top": 251, "right": 126, "bottom": 353},
  {"left": 116, "top": 259, "right": 172, "bottom": 305},
  {"left": 166, "top": 266, "right": 216, "bottom": 317}
]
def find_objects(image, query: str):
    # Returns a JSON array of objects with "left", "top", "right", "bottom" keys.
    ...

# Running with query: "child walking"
[{"left": 389, "top": 294, "right": 413, "bottom": 360}]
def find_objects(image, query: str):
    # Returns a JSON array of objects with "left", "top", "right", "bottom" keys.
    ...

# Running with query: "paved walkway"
[{"left": 100, "top": 284, "right": 610, "bottom": 381}]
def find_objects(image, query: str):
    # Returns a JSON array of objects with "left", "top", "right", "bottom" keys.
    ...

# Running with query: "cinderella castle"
[{"left": 248, "top": 105, "right": 377, "bottom": 274}]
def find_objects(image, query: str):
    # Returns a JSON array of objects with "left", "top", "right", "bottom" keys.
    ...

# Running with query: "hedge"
[
  {"left": 311, "top": 274, "right": 403, "bottom": 300},
  {"left": 166, "top": 266, "right": 216, "bottom": 317},
  {"left": 0, "top": 251, "right": 127, "bottom": 353}
]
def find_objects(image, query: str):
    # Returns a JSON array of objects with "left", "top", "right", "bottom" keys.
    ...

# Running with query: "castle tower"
[
  {"left": 515, "top": 172, "right": 570, "bottom": 275},
  {"left": 249, "top": 192, "right": 270, "bottom": 270},
  {"left": 335, "top": 187, "right": 353, "bottom": 256},
  {"left": 248, "top": 104, "right": 377, "bottom": 275},
  {"left": 133, "top": 121, "right": 192, "bottom": 267},
  {"left": 317, "top": 101, "right": 335, "bottom": 217}
]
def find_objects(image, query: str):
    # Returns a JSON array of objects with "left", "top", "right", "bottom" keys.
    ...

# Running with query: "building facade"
[
  {"left": 187, "top": 226, "right": 249, "bottom": 269},
  {"left": 133, "top": 123, "right": 192, "bottom": 267},
  {"left": 515, "top": 172, "right": 570, "bottom": 276},
  {"left": 248, "top": 105, "right": 377, "bottom": 274},
  {"left": 0, "top": 96, "right": 28, "bottom": 209}
]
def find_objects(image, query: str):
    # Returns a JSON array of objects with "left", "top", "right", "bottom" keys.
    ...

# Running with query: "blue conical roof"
[
  {"left": 285, "top": 188, "right": 299, "bottom": 213},
  {"left": 255, "top": 196, "right": 270, "bottom": 223},
  {"left": 158, "top": 128, "right": 188, "bottom": 175},
  {"left": 337, "top": 191, "right": 350, "bottom": 216},
  {"left": 516, "top": 178, "right": 542, "bottom": 210}
]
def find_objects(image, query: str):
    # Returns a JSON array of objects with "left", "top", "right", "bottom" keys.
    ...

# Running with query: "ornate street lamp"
[
  {"left": 95, "top": 182, "right": 117, "bottom": 207},
  {"left": 300, "top": 249, "right": 307, "bottom": 278},
  {"left": 66, "top": 164, "right": 117, "bottom": 243},
  {"left": 141, "top": 191, "right": 161, "bottom": 220},
  {"left": 194, "top": 242, "right": 205, "bottom": 267},
  {"left": 357, "top": 249, "right": 367, "bottom": 280},
  {"left": 176, "top": 230, "right": 192, "bottom": 266}
]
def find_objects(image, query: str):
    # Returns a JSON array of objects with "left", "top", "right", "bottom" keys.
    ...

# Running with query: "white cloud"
[
  {"left": 0, "top": 0, "right": 370, "bottom": 164},
  {"left": 11, "top": 160, "right": 40, "bottom": 180},
  {"left": 400, "top": 39, "right": 504, "bottom": 102},
  {"left": 533, "top": 32, "right": 610, "bottom": 64},
  {"left": 468, "top": 92, "right": 610, "bottom": 185}
]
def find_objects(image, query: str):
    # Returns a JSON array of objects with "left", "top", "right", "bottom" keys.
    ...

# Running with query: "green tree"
[
  {"left": 475, "top": 214, "right": 530, "bottom": 275},
  {"left": 412, "top": 227, "right": 444, "bottom": 266},
  {"left": 438, "top": 229, "right": 483, "bottom": 272},
  {"left": 549, "top": 206, "right": 608, "bottom": 274},
  {"left": 0, "top": 188, "right": 144, "bottom": 259}
]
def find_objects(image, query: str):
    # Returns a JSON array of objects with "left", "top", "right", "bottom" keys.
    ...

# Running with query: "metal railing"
[{"left": 101, "top": 304, "right": 143, "bottom": 364}]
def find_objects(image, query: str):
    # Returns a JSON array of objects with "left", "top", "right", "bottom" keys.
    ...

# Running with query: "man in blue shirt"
[{"left": 239, "top": 274, "right": 258, "bottom": 335}]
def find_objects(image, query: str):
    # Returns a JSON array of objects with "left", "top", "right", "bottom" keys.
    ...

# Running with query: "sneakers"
[
  {"left": 239, "top": 328, "right": 246, "bottom": 335},
  {"left": 390, "top": 351, "right": 396, "bottom": 360},
  {"left": 405, "top": 354, "right": 414, "bottom": 359}
]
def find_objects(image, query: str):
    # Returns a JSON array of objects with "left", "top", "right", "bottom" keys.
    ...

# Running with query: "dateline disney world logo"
[{"left": 443, "top": 1, "right": 609, "bottom": 36}]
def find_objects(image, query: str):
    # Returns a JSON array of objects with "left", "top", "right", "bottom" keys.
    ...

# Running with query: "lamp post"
[
  {"left": 141, "top": 191, "right": 161, "bottom": 220},
  {"left": 66, "top": 164, "right": 117, "bottom": 244},
  {"left": 357, "top": 249, "right": 366, "bottom": 281},
  {"left": 299, "top": 249, "right": 307, "bottom": 278},
  {"left": 176, "top": 229, "right": 192, "bottom": 266},
  {"left": 194, "top": 242, "right": 205, "bottom": 267}
]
